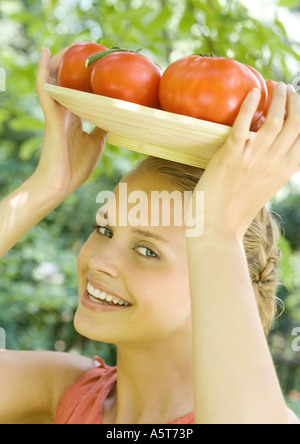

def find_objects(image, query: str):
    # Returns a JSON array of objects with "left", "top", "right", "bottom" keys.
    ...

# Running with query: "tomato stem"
[
  {"left": 197, "top": 52, "right": 215, "bottom": 57},
  {"left": 86, "top": 47, "right": 143, "bottom": 68}
]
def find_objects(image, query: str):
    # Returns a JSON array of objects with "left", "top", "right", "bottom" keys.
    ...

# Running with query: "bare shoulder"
[
  {"left": 0, "top": 350, "right": 94, "bottom": 424},
  {"left": 42, "top": 351, "right": 95, "bottom": 403},
  {"left": 287, "top": 407, "right": 300, "bottom": 424},
  {"left": 27, "top": 351, "right": 95, "bottom": 417}
]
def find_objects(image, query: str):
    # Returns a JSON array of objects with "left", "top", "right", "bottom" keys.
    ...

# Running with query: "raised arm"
[
  {"left": 187, "top": 84, "right": 300, "bottom": 424},
  {"left": 0, "top": 46, "right": 107, "bottom": 258},
  {"left": 0, "top": 174, "right": 67, "bottom": 258},
  {"left": 0, "top": 46, "right": 107, "bottom": 423}
]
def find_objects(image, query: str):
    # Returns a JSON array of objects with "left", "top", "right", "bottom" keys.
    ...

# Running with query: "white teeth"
[
  {"left": 95, "top": 289, "right": 101, "bottom": 298},
  {"left": 87, "top": 282, "right": 129, "bottom": 306},
  {"left": 99, "top": 292, "right": 106, "bottom": 300}
]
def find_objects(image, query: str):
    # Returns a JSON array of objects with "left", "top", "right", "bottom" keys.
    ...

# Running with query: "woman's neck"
[{"left": 108, "top": 332, "right": 194, "bottom": 424}]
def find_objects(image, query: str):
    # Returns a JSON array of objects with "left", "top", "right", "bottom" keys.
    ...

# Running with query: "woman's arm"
[
  {"left": 187, "top": 235, "right": 289, "bottom": 424},
  {"left": 0, "top": 45, "right": 107, "bottom": 423},
  {"left": 187, "top": 83, "right": 300, "bottom": 424},
  {"left": 0, "top": 175, "right": 66, "bottom": 258},
  {"left": 0, "top": 351, "right": 94, "bottom": 424},
  {"left": 0, "top": 45, "right": 107, "bottom": 259}
]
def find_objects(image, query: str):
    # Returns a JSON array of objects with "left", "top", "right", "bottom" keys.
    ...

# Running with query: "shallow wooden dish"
[{"left": 43, "top": 83, "right": 235, "bottom": 169}]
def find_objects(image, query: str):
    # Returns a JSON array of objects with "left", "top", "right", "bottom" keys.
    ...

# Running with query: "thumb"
[
  {"left": 86, "top": 126, "right": 108, "bottom": 159},
  {"left": 37, "top": 47, "right": 67, "bottom": 124},
  {"left": 36, "top": 47, "right": 60, "bottom": 117},
  {"left": 89, "top": 126, "right": 108, "bottom": 145},
  {"left": 36, "top": 47, "right": 51, "bottom": 106}
]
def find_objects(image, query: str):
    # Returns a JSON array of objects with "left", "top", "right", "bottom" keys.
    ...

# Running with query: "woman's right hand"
[
  {"left": 34, "top": 46, "right": 107, "bottom": 198},
  {"left": 190, "top": 83, "right": 300, "bottom": 241}
]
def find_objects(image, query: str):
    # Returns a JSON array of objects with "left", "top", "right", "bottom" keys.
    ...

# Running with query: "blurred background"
[{"left": 0, "top": 0, "right": 300, "bottom": 417}]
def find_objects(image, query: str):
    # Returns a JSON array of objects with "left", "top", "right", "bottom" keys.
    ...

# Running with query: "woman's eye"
[
  {"left": 136, "top": 246, "right": 158, "bottom": 259},
  {"left": 93, "top": 224, "right": 113, "bottom": 238},
  {"left": 94, "top": 225, "right": 159, "bottom": 260},
  {"left": 98, "top": 226, "right": 113, "bottom": 238}
]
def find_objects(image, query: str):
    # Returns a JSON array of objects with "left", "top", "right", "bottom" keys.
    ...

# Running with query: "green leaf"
[
  {"left": 9, "top": 116, "right": 45, "bottom": 132},
  {"left": 121, "top": 5, "right": 152, "bottom": 22},
  {"left": 19, "top": 136, "right": 43, "bottom": 161},
  {"left": 179, "top": 10, "right": 195, "bottom": 34},
  {"left": 278, "top": 0, "right": 300, "bottom": 8},
  {"left": 147, "top": 8, "right": 173, "bottom": 34}
]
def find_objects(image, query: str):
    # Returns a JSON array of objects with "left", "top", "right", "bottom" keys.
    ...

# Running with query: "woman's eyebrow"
[
  {"left": 131, "top": 228, "right": 172, "bottom": 246},
  {"left": 97, "top": 209, "right": 173, "bottom": 247}
]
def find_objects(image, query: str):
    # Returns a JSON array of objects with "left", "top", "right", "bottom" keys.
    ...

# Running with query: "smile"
[{"left": 87, "top": 282, "right": 131, "bottom": 307}]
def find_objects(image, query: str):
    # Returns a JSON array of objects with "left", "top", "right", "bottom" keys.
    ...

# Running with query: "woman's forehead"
[{"left": 98, "top": 174, "right": 187, "bottom": 229}]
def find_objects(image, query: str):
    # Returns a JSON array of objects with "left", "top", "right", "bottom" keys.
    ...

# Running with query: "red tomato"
[
  {"left": 250, "top": 115, "right": 266, "bottom": 132},
  {"left": 58, "top": 42, "right": 108, "bottom": 92},
  {"left": 159, "top": 55, "right": 268, "bottom": 127},
  {"left": 90, "top": 52, "right": 162, "bottom": 108}
]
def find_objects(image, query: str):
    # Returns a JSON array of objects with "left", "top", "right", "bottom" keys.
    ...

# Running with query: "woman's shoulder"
[
  {"left": 26, "top": 351, "right": 96, "bottom": 419},
  {"left": 0, "top": 350, "right": 95, "bottom": 423},
  {"left": 45, "top": 351, "right": 96, "bottom": 406}
]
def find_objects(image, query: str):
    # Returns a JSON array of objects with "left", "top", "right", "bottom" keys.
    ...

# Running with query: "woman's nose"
[{"left": 87, "top": 242, "right": 121, "bottom": 277}]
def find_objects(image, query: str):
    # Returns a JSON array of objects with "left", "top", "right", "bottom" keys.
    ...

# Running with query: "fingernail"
[
  {"left": 250, "top": 88, "right": 261, "bottom": 98},
  {"left": 287, "top": 83, "right": 296, "bottom": 92},
  {"left": 276, "top": 81, "right": 286, "bottom": 91},
  {"left": 41, "top": 46, "right": 49, "bottom": 56}
]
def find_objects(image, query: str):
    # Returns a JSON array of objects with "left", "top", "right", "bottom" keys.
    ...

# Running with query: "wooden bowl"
[{"left": 43, "top": 83, "right": 236, "bottom": 169}]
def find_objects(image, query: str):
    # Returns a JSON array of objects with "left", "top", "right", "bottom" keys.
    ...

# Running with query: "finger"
[
  {"left": 37, "top": 47, "right": 67, "bottom": 120},
  {"left": 254, "top": 82, "right": 287, "bottom": 150},
  {"left": 268, "top": 84, "right": 300, "bottom": 160},
  {"left": 285, "top": 84, "right": 300, "bottom": 131},
  {"left": 36, "top": 47, "right": 53, "bottom": 111},
  {"left": 37, "top": 47, "right": 51, "bottom": 89},
  {"left": 64, "top": 112, "right": 83, "bottom": 141},
  {"left": 89, "top": 126, "right": 108, "bottom": 142},
  {"left": 87, "top": 127, "right": 108, "bottom": 155},
  {"left": 224, "top": 88, "right": 261, "bottom": 151},
  {"left": 285, "top": 133, "right": 300, "bottom": 172}
]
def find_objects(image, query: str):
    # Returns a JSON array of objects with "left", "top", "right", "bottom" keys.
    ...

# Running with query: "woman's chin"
[{"left": 73, "top": 305, "right": 121, "bottom": 344}]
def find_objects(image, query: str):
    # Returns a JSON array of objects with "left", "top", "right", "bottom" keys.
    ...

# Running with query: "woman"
[{"left": 0, "top": 46, "right": 299, "bottom": 424}]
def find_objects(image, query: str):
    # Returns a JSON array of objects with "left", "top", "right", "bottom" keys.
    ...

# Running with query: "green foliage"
[{"left": 1, "top": 0, "right": 300, "bottom": 409}]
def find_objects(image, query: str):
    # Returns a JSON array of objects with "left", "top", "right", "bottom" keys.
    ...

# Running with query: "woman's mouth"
[
  {"left": 81, "top": 282, "right": 132, "bottom": 312},
  {"left": 87, "top": 282, "right": 130, "bottom": 306}
]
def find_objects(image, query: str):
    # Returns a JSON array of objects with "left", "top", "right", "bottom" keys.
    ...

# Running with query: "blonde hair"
[{"left": 129, "top": 155, "right": 283, "bottom": 335}]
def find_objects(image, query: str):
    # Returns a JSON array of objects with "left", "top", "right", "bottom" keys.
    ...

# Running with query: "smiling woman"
[{"left": 0, "top": 47, "right": 300, "bottom": 425}]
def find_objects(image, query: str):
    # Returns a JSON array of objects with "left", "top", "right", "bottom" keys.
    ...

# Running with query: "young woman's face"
[{"left": 74, "top": 172, "right": 192, "bottom": 345}]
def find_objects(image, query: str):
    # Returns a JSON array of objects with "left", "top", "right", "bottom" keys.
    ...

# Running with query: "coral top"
[{"left": 54, "top": 357, "right": 194, "bottom": 424}]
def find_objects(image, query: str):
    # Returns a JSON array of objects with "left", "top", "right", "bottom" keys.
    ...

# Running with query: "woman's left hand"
[{"left": 192, "top": 83, "right": 300, "bottom": 240}]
